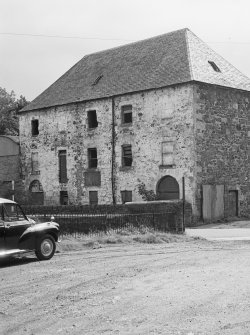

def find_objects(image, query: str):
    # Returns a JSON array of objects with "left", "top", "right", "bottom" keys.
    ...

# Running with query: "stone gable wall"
[{"left": 194, "top": 83, "right": 250, "bottom": 218}]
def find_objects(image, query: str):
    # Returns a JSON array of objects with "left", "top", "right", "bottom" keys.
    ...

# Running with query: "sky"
[{"left": 1, "top": 0, "right": 250, "bottom": 102}]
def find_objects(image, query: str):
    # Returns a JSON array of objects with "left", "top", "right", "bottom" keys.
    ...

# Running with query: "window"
[
  {"left": 60, "top": 191, "right": 68, "bottom": 205},
  {"left": 121, "top": 190, "right": 132, "bottom": 204},
  {"left": 31, "top": 152, "right": 39, "bottom": 173},
  {"left": 208, "top": 61, "right": 221, "bottom": 73},
  {"left": 88, "top": 110, "right": 98, "bottom": 128},
  {"left": 121, "top": 105, "right": 132, "bottom": 124},
  {"left": 28, "top": 180, "right": 44, "bottom": 205},
  {"left": 89, "top": 191, "right": 98, "bottom": 205},
  {"left": 161, "top": 141, "right": 174, "bottom": 167},
  {"left": 92, "top": 75, "right": 103, "bottom": 86},
  {"left": 122, "top": 145, "right": 132, "bottom": 167},
  {"left": 31, "top": 119, "right": 39, "bottom": 136},
  {"left": 88, "top": 148, "right": 98, "bottom": 168},
  {"left": 29, "top": 180, "right": 43, "bottom": 193},
  {"left": 58, "top": 150, "right": 67, "bottom": 183},
  {"left": 3, "top": 204, "right": 26, "bottom": 222}
]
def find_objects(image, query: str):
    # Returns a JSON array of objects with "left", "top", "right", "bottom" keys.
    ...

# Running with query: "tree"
[{"left": 0, "top": 87, "right": 29, "bottom": 135}]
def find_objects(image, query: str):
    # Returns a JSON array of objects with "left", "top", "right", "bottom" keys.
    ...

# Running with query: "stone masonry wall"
[
  {"left": 194, "top": 83, "right": 250, "bottom": 218},
  {"left": 19, "top": 100, "right": 113, "bottom": 205},
  {"left": 0, "top": 155, "right": 20, "bottom": 181},
  {"left": 19, "top": 83, "right": 196, "bottom": 206},
  {"left": 113, "top": 85, "right": 196, "bottom": 208}
]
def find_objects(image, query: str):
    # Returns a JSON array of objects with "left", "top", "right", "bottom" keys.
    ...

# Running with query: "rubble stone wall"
[
  {"left": 19, "top": 83, "right": 196, "bottom": 208},
  {"left": 194, "top": 83, "right": 250, "bottom": 218}
]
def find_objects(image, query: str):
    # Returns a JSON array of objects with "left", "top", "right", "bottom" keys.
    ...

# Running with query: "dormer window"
[{"left": 208, "top": 61, "right": 221, "bottom": 73}]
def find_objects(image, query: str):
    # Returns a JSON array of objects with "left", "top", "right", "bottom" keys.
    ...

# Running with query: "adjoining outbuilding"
[
  {"left": 0, "top": 135, "right": 23, "bottom": 201},
  {"left": 19, "top": 28, "right": 250, "bottom": 223}
]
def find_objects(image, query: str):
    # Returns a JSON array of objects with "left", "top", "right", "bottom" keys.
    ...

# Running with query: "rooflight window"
[
  {"left": 208, "top": 61, "right": 221, "bottom": 73},
  {"left": 92, "top": 75, "right": 103, "bottom": 86}
]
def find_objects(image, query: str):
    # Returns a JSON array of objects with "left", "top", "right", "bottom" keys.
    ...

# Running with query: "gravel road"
[{"left": 1, "top": 240, "right": 250, "bottom": 335}]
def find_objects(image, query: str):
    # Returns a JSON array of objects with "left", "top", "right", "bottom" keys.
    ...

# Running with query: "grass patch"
[{"left": 57, "top": 227, "right": 199, "bottom": 252}]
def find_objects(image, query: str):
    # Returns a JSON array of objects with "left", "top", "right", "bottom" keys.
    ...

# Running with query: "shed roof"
[{"left": 21, "top": 28, "right": 250, "bottom": 112}]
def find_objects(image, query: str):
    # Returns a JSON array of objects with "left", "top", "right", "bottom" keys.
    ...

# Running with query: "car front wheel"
[{"left": 35, "top": 235, "right": 56, "bottom": 261}]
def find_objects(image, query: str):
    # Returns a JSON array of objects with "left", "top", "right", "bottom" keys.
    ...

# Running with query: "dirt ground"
[{"left": 1, "top": 238, "right": 250, "bottom": 335}]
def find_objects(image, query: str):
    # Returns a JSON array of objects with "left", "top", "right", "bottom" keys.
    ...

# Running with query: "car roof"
[{"left": 0, "top": 198, "right": 17, "bottom": 205}]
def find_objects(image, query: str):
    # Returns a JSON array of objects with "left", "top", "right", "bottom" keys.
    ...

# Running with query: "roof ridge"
[
  {"left": 21, "top": 28, "right": 250, "bottom": 113},
  {"left": 84, "top": 28, "right": 190, "bottom": 58}
]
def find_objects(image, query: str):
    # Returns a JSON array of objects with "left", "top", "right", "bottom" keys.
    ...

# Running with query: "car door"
[
  {"left": 0, "top": 205, "right": 5, "bottom": 250},
  {"left": 3, "top": 203, "right": 31, "bottom": 250}
]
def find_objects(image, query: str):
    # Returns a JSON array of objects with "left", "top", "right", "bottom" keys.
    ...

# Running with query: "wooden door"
[
  {"left": 202, "top": 185, "right": 224, "bottom": 222},
  {"left": 228, "top": 191, "right": 238, "bottom": 217}
]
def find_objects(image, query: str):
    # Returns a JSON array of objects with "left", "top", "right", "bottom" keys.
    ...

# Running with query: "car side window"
[{"left": 3, "top": 204, "right": 26, "bottom": 222}]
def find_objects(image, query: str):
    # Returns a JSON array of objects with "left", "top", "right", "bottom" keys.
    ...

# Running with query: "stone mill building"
[{"left": 19, "top": 28, "right": 250, "bottom": 222}]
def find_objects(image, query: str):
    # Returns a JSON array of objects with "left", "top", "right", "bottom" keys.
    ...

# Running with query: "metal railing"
[{"left": 23, "top": 205, "right": 181, "bottom": 236}]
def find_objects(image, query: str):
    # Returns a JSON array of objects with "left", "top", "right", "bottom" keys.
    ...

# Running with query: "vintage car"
[{"left": 0, "top": 198, "right": 59, "bottom": 261}]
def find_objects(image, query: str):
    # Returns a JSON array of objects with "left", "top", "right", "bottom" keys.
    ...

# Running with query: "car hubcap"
[{"left": 41, "top": 239, "right": 53, "bottom": 256}]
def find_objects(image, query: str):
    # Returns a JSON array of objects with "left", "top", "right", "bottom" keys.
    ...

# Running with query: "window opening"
[
  {"left": 161, "top": 141, "right": 174, "bottom": 167},
  {"left": 208, "top": 61, "right": 221, "bottom": 73},
  {"left": 31, "top": 152, "right": 39, "bottom": 173},
  {"left": 88, "top": 110, "right": 98, "bottom": 128},
  {"left": 88, "top": 148, "right": 98, "bottom": 168},
  {"left": 60, "top": 191, "right": 68, "bottom": 205},
  {"left": 29, "top": 180, "right": 43, "bottom": 193},
  {"left": 89, "top": 191, "right": 98, "bottom": 205},
  {"left": 58, "top": 150, "right": 67, "bottom": 183},
  {"left": 122, "top": 145, "right": 132, "bottom": 167},
  {"left": 121, "top": 105, "right": 132, "bottom": 124},
  {"left": 31, "top": 119, "right": 39, "bottom": 136},
  {"left": 121, "top": 190, "right": 132, "bottom": 204}
]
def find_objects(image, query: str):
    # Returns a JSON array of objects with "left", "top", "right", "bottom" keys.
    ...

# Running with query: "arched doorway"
[
  {"left": 157, "top": 176, "right": 179, "bottom": 200},
  {"left": 29, "top": 180, "right": 44, "bottom": 205}
]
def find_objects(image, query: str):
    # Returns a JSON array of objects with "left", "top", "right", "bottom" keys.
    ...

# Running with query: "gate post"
[{"left": 182, "top": 176, "right": 185, "bottom": 232}]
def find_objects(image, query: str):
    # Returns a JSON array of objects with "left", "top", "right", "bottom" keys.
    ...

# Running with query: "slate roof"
[
  {"left": 0, "top": 135, "right": 19, "bottom": 144},
  {"left": 22, "top": 28, "right": 250, "bottom": 112}
]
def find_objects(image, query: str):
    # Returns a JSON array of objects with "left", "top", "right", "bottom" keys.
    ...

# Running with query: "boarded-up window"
[
  {"left": 31, "top": 119, "right": 39, "bottom": 136},
  {"left": 58, "top": 150, "right": 67, "bottom": 183},
  {"left": 121, "top": 190, "right": 132, "bottom": 204},
  {"left": 122, "top": 145, "right": 132, "bottom": 167},
  {"left": 88, "top": 148, "right": 98, "bottom": 168},
  {"left": 89, "top": 191, "right": 98, "bottom": 205},
  {"left": 84, "top": 170, "right": 101, "bottom": 186},
  {"left": 88, "top": 110, "right": 98, "bottom": 128},
  {"left": 60, "top": 191, "right": 68, "bottom": 205},
  {"left": 121, "top": 105, "right": 132, "bottom": 124},
  {"left": 31, "top": 152, "right": 39, "bottom": 173},
  {"left": 162, "top": 141, "right": 174, "bottom": 166}
]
